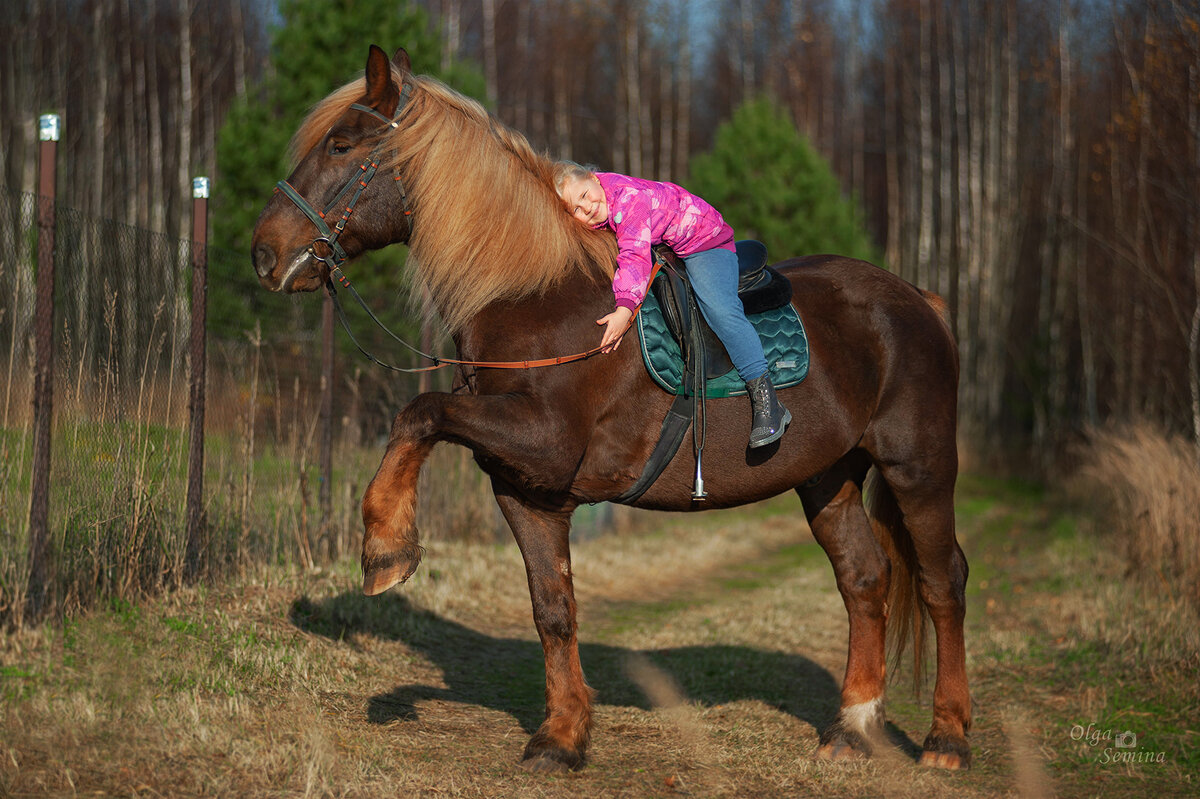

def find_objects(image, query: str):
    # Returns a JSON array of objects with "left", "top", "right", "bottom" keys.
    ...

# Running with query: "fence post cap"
[
  {"left": 38, "top": 114, "right": 61, "bottom": 142},
  {"left": 192, "top": 177, "right": 210, "bottom": 199}
]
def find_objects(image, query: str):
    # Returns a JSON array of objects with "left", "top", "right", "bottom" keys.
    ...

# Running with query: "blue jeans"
[{"left": 682, "top": 247, "right": 768, "bottom": 382}]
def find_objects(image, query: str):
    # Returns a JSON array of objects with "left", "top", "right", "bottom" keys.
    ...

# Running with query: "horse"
[{"left": 251, "top": 45, "right": 971, "bottom": 773}]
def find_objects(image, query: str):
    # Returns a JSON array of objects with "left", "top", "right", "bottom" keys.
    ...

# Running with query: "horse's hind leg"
[
  {"left": 875, "top": 460, "right": 971, "bottom": 770},
  {"left": 492, "top": 479, "right": 594, "bottom": 773},
  {"left": 796, "top": 453, "right": 891, "bottom": 760}
]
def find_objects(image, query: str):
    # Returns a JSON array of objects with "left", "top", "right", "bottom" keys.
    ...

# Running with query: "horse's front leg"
[
  {"left": 491, "top": 479, "right": 594, "bottom": 772},
  {"left": 361, "top": 390, "right": 549, "bottom": 595}
]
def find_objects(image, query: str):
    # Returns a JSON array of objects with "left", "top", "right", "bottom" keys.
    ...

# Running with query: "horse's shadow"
[{"left": 290, "top": 590, "right": 850, "bottom": 740}]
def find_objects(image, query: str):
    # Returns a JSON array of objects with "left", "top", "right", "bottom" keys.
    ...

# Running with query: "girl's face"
[{"left": 561, "top": 176, "right": 608, "bottom": 227}]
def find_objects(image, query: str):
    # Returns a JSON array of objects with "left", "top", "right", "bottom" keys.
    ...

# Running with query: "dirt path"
[{"left": 2, "top": 488, "right": 1195, "bottom": 797}]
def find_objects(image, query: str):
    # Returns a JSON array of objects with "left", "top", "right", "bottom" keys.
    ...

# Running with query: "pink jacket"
[{"left": 593, "top": 172, "right": 736, "bottom": 310}]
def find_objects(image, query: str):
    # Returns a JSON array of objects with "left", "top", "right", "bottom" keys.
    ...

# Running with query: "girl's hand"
[{"left": 596, "top": 306, "right": 634, "bottom": 353}]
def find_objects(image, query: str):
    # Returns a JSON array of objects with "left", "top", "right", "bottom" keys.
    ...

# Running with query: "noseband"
[{"left": 274, "top": 82, "right": 414, "bottom": 272}]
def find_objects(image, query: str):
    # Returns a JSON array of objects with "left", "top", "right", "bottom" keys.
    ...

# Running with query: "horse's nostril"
[{"left": 253, "top": 243, "right": 277, "bottom": 278}]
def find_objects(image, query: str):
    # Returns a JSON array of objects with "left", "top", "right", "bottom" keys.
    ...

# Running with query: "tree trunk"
[
  {"left": 1190, "top": 54, "right": 1200, "bottom": 453},
  {"left": 482, "top": 0, "right": 498, "bottom": 106},
  {"left": 739, "top": 0, "right": 755, "bottom": 102},
  {"left": 675, "top": 18, "right": 691, "bottom": 179},
  {"left": 148, "top": 6, "right": 166, "bottom": 234},
  {"left": 552, "top": 2, "right": 571, "bottom": 161},
  {"left": 659, "top": 29, "right": 674, "bottom": 182},
  {"left": 952, "top": 1, "right": 976, "bottom": 426},
  {"left": 177, "top": 0, "right": 195, "bottom": 399},
  {"left": 625, "top": 8, "right": 643, "bottom": 176},
  {"left": 515, "top": 2, "right": 530, "bottom": 135},
  {"left": 89, "top": 1, "right": 108, "bottom": 370},
  {"left": 442, "top": 0, "right": 461, "bottom": 72},
  {"left": 883, "top": 41, "right": 902, "bottom": 275},
  {"left": 916, "top": 0, "right": 935, "bottom": 291},
  {"left": 936, "top": 0, "right": 955, "bottom": 301}
]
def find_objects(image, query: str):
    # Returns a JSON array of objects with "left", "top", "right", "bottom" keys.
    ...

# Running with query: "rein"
[{"left": 323, "top": 262, "right": 660, "bottom": 373}]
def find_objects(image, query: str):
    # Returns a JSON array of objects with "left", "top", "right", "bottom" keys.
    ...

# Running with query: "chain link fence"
[{"left": 0, "top": 185, "right": 541, "bottom": 628}]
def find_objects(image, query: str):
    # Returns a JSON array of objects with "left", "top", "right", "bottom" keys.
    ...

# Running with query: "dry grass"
[
  {"left": 0, "top": 318, "right": 533, "bottom": 629},
  {"left": 0, "top": 502, "right": 992, "bottom": 799},
  {"left": 4, "top": 469, "right": 1198, "bottom": 797},
  {"left": 1066, "top": 421, "right": 1200, "bottom": 609}
]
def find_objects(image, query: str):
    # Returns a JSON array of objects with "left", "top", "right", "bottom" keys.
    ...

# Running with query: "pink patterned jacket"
[{"left": 593, "top": 172, "right": 736, "bottom": 310}]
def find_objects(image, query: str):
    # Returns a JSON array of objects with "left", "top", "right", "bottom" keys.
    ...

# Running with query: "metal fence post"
[
  {"left": 185, "top": 177, "right": 209, "bottom": 581},
  {"left": 26, "top": 113, "right": 61, "bottom": 619}
]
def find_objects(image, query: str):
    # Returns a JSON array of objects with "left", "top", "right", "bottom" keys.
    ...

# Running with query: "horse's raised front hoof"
[
  {"left": 361, "top": 543, "right": 424, "bottom": 596},
  {"left": 919, "top": 732, "right": 972, "bottom": 770}
]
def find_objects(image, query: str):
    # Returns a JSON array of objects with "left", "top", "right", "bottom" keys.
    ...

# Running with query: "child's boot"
[{"left": 746, "top": 374, "right": 791, "bottom": 448}]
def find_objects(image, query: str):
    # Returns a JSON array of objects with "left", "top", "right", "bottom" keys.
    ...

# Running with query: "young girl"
[{"left": 552, "top": 161, "right": 790, "bottom": 448}]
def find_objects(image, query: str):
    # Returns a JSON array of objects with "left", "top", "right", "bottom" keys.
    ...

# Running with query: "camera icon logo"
[{"left": 1115, "top": 730, "right": 1138, "bottom": 749}]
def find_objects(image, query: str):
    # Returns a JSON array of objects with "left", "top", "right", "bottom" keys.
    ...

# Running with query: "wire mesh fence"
[{"left": 0, "top": 185, "right": 554, "bottom": 628}]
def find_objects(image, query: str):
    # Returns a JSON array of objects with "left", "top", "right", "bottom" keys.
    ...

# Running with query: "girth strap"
[{"left": 613, "top": 248, "right": 711, "bottom": 504}]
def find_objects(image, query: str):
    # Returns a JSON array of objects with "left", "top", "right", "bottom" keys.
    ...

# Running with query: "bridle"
[
  {"left": 271, "top": 80, "right": 655, "bottom": 374},
  {"left": 274, "top": 82, "right": 415, "bottom": 274}
]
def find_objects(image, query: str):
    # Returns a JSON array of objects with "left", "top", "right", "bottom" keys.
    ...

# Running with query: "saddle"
[
  {"left": 613, "top": 241, "right": 807, "bottom": 505},
  {"left": 649, "top": 240, "right": 793, "bottom": 378}
]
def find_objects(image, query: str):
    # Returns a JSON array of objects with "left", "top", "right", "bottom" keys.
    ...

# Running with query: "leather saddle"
[{"left": 650, "top": 240, "right": 793, "bottom": 378}]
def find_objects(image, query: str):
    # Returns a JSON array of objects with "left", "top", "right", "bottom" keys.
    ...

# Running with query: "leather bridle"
[{"left": 274, "top": 82, "right": 414, "bottom": 274}]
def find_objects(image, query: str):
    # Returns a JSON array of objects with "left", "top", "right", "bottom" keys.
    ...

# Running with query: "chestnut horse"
[{"left": 251, "top": 45, "right": 971, "bottom": 772}]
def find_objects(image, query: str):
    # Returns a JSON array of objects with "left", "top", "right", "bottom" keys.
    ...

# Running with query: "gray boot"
[{"left": 747, "top": 374, "right": 791, "bottom": 448}]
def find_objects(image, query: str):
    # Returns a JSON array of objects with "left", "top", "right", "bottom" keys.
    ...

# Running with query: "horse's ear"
[
  {"left": 392, "top": 47, "right": 412, "bottom": 75},
  {"left": 364, "top": 44, "right": 400, "bottom": 110}
]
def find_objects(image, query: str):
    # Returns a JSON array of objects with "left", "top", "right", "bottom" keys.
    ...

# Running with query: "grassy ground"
[{"left": 1, "top": 477, "right": 1196, "bottom": 797}]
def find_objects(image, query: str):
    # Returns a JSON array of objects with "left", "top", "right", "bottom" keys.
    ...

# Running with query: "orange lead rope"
[{"left": 326, "top": 261, "right": 663, "bottom": 373}]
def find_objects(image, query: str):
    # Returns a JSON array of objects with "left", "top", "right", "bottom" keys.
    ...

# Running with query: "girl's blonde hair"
[{"left": 551, "top": 160, "right": 598, "bottom": 198}]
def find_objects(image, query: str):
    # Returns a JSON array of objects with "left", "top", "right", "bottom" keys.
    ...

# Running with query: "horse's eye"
[{"left": 328, "top": 140, "right": 352, "bottom": 156}]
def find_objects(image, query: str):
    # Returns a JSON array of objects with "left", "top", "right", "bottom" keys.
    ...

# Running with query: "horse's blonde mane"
[{"left": 293, "top": 67, "right": 617, "bottom": 333}]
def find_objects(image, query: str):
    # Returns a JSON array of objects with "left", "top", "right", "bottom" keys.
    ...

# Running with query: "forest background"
[
  {"left": 3, "top": 6, "right": 1200, "bottom": 791},
  {"left": 3, "top": 0, "right": 1199, "bottom": 468}
]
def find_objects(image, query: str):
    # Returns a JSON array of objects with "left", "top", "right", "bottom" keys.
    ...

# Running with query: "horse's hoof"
[
  {"left": 920, "top": 732, "right": 972, "bottom": 770},
  {"left": 362, "top": 563, "right": 408, "bottom": 596},
  {"left": 919, "top": 750, "right": 969, "bottom": 770},
  {"left": 520, "top": 740, "right": 584, "bottom": 773},
  {"left": 815, "top": 739, "right": 870, "bottom": 761},
  {"left": 361, "top": 544, "right": 423, "bottom": 596},
  {"left": 519, "top": 754, "right": 573, "bottom": 774}
]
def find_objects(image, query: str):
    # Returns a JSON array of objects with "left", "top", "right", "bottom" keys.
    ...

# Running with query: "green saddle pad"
[{"left": 635, "top": 289, "right": 809, "bottom": 398}]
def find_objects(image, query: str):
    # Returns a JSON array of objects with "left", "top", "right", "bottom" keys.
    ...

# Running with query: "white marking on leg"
[{"left": 841, "top": 698, "right": 885, "bottom": 736}]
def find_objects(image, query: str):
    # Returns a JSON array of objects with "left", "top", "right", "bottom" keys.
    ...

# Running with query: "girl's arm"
[{"left": 610, "top": 211, "right": 655, "bottom": 311}]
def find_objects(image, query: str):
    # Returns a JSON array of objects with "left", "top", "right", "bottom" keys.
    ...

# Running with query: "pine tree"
[{"left": 686, "top": 98, "right": 877, "bottom": 265}]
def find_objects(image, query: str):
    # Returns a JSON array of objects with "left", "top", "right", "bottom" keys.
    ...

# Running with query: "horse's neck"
[{"left": 450, "top": 267, "right": 611, "bottom": 363}]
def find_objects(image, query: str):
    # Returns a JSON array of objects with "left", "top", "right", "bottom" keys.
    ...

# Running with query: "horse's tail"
[{"left": 866, "top": 468, "right": 929, "bottom": 695}]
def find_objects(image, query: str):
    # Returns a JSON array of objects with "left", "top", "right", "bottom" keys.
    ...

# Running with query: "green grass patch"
[{"left": 958, "top": 474, "right": 1199, "bottom": 794}]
